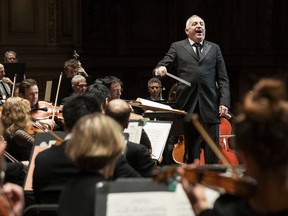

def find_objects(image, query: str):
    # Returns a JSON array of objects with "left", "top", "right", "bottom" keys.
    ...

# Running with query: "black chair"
[{"left": 23, "top": 204, "right": 58, "bottom": 216}]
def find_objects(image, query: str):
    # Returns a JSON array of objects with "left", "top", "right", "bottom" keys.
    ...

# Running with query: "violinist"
[
  {"left": 179, "top": 78, "right": 288, "bottom": 216},
  {"left": 19, "top": 79, "right": 55, "bottom": 130},
  {"left": 0, "top": 64, "right": 13, "bottom": 104},
  {"left": 0, "top": 133, "right": 25, "bottom": 216},
  {"left": 1, "top": 97, "right": 34, "bottom": 185}
]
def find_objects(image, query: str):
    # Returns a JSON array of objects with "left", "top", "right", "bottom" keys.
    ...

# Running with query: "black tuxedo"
[
  {"left": 156, "top": 39, "right": 230, "bottom": 164},
  {"left": 126, "top": 141, "right": 157, "bottom": 177},
  {"left": 33, "top": 141, "right": 141, "bottom": 203}
]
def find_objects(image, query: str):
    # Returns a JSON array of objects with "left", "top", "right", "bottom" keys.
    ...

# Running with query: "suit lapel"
[{"left": 199, "top": 41, "right": 212, "bottom": 62}]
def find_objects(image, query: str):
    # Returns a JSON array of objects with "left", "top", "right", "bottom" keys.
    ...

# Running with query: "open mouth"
[{"left": 195, "top": 28, "right": 202, "bottom": 33}]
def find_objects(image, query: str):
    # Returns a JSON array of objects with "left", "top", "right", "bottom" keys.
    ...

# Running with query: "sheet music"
[
  {"left": 123, "top": 122, "right": 142, "bottom": 144},
  {"left": 136, "top": 98, "right": 173, "bottom": 111},
  {"left": 105, "top": 183, "right": 219, "bottom": 216},
  {"left": 143, "top": 121, "right": 172, "bottom": 161}
]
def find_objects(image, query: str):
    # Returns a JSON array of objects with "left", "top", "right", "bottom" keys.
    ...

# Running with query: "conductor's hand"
[
  {"left": 154, "top": 66, "right": 167, "bottom": 77},
  {"left": 219, "top": 105, "right": 229, "bottom": 117}
]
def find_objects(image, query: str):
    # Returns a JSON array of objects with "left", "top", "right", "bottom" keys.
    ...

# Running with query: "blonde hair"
[
  {"left": 1, "top": 97, "right": 31, "bottom": 137},
  {"left": 66, "top": 113, "right": 125, "bottom": 171}
]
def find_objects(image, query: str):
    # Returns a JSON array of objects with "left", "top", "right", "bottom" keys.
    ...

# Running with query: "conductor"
[{"left": 154, "top": 15, "right": 230, "bottom": 164}]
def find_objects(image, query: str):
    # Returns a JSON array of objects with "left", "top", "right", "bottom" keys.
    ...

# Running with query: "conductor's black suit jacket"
[{"left": 156, "top": 39, "right": 230, "bottom": 124}]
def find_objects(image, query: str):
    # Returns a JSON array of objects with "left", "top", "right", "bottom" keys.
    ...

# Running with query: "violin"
[
  {"left": 153, "top": 166, "right": 257, "bottom": 197},
  {"left": 30, "top": 101, "right": 63, "bottom": 120}
]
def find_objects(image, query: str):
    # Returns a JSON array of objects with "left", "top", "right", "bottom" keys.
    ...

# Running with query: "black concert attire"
[
  {"left": 58, "top": 172, "right": 104, "bottom": 216},
  {"left": 33, "top": 140, "right": 141, "bottom": 204},
  {"left": 4, "top": 129, "right": 34, "bottom": 186},
  {"left": 199, "top": 194, "right": 288, "bottom": 216},
  {"left": 5, "top": 129, "right": 34, "bottom": 162},
  {"left": 0, "top": 80, "right": 11, "bottom": 101},
  {"left": 155, "top": 39, "right": 230, "bottom": 164},
  {"left": 126, "top": 141, "right": 157, "bottom": 177}
]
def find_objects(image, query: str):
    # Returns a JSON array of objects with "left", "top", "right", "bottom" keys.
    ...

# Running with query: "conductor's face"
[{"left": 185, "top": 16, "right": 205, "bottom": 43}]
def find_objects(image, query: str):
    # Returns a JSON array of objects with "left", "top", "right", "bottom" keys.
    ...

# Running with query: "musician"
[
  {"left": 4, "top": 50, "right": 18, "bottom": 63},
  {"left": 33, "top": 94, "right": 140, "bottom": 204},
  {"left": 63, "top": 59, "right": 88, "bottom": 78},
  {"left": 0, "top": 63, "right": 13, "bottom": 103},
  {"left": 97, "top": 76, "right": 123, "bottom": 100},
  {"left": 86, "top": 82, "right": 111, "bottom": 112},
  {"left": 1, "top": 97, "right": 33, "bottom": 185},
  {"left": 147, "top": 77, "right": 164, "bottom": 101},
  {"left": 154, "top": 15, "right": 230, "bottom": 164},
  {"left": 179, "top": 78, "right": 288, "bottom": 215},
  {"left": 58, "top": 114, "right": 125, "bottom": 216},
  {"left": 0, "top": 137, "right": 25, "bottom": 216},
  {"left": 61, "top": 74, "right": 87, "bottom": 105},
  {"left": 19, "top": 79, "right": 55, "bottom": 130},
  {"left": 106, "top": 99, "right": 157, "bottom": 177}
]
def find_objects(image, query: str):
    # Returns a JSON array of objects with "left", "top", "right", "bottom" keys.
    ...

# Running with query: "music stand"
[
  {"left": 2, "top": 63, "right": 25, "bottom": 83},
  {"left": 23, "top": 131, "right": 65, "bottom": 191}
]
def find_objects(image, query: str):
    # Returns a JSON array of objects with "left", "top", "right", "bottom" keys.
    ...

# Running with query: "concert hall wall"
[{"left": 0, "top": 0, "right": 287, "bottom": 113}]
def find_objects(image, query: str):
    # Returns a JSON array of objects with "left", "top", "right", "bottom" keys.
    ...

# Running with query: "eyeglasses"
[
  {"left": 112, "top": 88, "right": 123, "bottom": 93},
  {"left": 74, "top": 84, "right": 87, "bottom": 88}
]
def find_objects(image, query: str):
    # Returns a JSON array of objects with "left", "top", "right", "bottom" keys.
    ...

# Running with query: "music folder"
[
  {"left": 23, "top": 131, "right": 65, "bottom": 191},
  {"left": 95, "top": 178, "right": 196, "bottom": 216}
]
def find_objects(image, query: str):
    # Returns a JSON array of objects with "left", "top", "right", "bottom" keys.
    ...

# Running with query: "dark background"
[{"left": 0, "top": 0, "right": 287, "bottom": 114}]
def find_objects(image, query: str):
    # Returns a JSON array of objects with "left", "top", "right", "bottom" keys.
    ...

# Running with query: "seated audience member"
[
  {"left": 97, "top": 76, "right": 123, "bottom": 100},
  {"left": 59, "top": 114, "right": 125, "bottom": 216},
  {"left": 106, "top": 99, "right": 157, "bottom": 177},
  {"left": 179, "top": 78, "right": 288, "bottom": 216},
  {"left": 19, "top": 79, "right": 55, "bottom": 130},
  {"left": 4, "top": 50, "right": 18, "bottom": 63},
  {"left": 61, "top": 74, "right": 87, "bottom": 105},
  {"left": 147, "top": 77, "right": 163, "bottom": 101},
  {"left": 1, "top": 97, "right": 33, "bottom": 185}
]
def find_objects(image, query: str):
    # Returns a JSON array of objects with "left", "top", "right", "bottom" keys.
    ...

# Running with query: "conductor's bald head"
[{"left": 105, "top": 99, "right": 131, "bottom": 129}]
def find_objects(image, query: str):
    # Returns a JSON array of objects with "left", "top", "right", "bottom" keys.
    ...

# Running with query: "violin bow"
[
  {"left": 11, "top": 74, "right": 17, "bottom": 97},
  {"left": 31, "top": 120, "right": 63, "bottom": 142},
  {"left": 52, "top": 72, "right": 63, "bottom": 120},
  {"left": 3, "top": 151, "right": 18, "bottom": 163},
  {"left": 191, "top": 114, "right": 233, "bottom": 169}
]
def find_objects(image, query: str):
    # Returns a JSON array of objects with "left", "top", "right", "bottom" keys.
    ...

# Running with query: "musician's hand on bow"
[
  {"left": 177, "top": 159, "right": 210, "bottom": 215},
  {"left": 38, "top": 119, "right": 55, "bottom": 130},
  {"left": 2, "top": 77, "right": 13, "bottom": 85},
  {"left": 219, "top": 105, "right": 229, "bottom": 117},
  {"left": 155, "top": 66, "right": 167, "bottom": 77}
]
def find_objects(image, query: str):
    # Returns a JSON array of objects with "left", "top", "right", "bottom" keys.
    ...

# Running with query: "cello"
[
  {"left": 172, "top": 115, "right": 239, "bottom": 165},
  {"left": 199, "top": 115, "right": 239, "bottom": 165}
]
